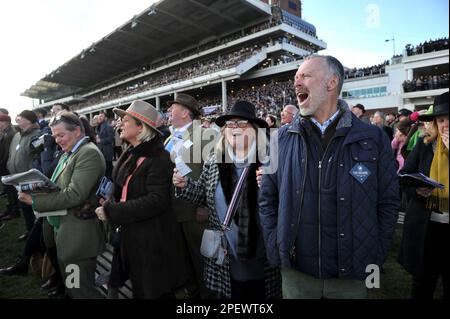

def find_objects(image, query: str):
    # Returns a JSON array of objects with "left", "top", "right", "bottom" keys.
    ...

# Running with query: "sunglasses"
[
  {"left": 50, "top": 114, "right": 80, "bottom": 127},
  {"left": 225, "top": 120, "right": 249, "bottom": 128}
]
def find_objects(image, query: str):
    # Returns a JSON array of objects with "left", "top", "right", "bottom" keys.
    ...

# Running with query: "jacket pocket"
[{"left": 350, "top": 140, "right": 378, "bottom": 192}]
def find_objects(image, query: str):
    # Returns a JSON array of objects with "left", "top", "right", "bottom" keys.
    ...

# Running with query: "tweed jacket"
[
  {"left": 175, "top": 152, "right": 282, "bottom": 299},
  {"left": 166, "top": 123, "right": 217, "bottom": 222},
  {"left": 33, "top": 140, "right": 106, "bottom": 262}
]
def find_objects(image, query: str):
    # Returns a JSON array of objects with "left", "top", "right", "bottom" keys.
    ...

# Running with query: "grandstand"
[
  {"left": 23, "top": 0, "right": 326, "bottom": 119},
  {"left": 342, "top": 37, "right": 449, "bottom": 113}
]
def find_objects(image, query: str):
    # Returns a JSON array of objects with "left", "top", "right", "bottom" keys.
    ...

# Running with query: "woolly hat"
[{"left": 18, "top": 110, "right": 38, "bottom": 123}]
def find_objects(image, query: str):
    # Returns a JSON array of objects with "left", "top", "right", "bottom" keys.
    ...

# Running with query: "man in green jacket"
[{"left": 19, "top": 112, "right": 106, "bottom": 299}]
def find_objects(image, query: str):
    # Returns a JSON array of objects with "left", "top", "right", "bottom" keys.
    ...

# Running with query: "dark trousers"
[
  {"left": 46, "top": 246, "right": 64, "bottom": 287},
  {"left": 230, "top": 277, "right": 265, "bottom": 299},
  {"left": 19, "top": 202, "right": 35, "bottom": 233},
  {"left": 5, "top": 185, "right": 19, "bottom": 215},
  {"left": 42, "top": 219, "right": 64, "bottom": 286},
  {"left": 412, "top": 221, "right": 449, "bottom": 299},
  {"left": 178, "top": 219, "right": 215, "bottom": 298},
  {"left": 23, "top": 218, "right": 44, "bottom": 259}
]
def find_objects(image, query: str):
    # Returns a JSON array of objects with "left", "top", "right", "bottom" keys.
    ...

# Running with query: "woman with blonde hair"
[
  {"left": 173, "top": 101, "right": 281, "bottom": 299},
  {"left": 398, "top": 92, "right": 449, "bottom": 299},
  {"left": 95, "top": 100, "right": 188, "bottom": 298}
]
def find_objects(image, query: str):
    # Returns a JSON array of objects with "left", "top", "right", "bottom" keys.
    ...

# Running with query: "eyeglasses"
[
  {"left": 225, "top": 120, "right": 249, "bottom": 128},
  {"left": 282, "top": 111, "right": 295, "bottom": 116}
]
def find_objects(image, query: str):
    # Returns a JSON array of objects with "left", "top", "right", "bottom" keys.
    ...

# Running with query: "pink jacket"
[{"left": 391, "top": 137, "right": 405, "bottom": 172}]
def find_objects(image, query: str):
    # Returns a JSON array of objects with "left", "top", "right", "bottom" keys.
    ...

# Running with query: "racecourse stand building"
[
  {"left": 23, "top": 0, "right": 448, "bottom": 119},
  {"left": 23, "top": 0, "right": 325, "bottom": 119}
]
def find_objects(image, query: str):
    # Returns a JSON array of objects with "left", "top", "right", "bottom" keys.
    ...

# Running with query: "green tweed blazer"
[{"left": 33, "top": 140, "right": 106, "bottom": 262}]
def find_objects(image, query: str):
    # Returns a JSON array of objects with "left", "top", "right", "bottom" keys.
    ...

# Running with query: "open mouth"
[{"left": 297, "top": 92, "right": 309, "bottom": 104}]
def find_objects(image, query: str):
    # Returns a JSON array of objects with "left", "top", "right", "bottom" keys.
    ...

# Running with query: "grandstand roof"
[{"left": 23, "top": 0, "right": 272, "bottom": 101}]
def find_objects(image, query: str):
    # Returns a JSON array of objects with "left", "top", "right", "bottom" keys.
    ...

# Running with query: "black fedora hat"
[
  {"left": 166, "top": 93, "right": 201, "bottom": 117},
  {"left": 216, "top": 100, "right": 268, "bottom": 128},
  {"left": 418, "top": 91, "right": 449, "bottom": 122}
]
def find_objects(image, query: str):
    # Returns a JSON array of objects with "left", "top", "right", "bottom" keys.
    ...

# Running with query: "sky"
[
  {"left": 0, "top": 0, "right": 448, "bottom": 120},
  {"left": 303, "top": 0, "right": 449, "bottom": 67}
]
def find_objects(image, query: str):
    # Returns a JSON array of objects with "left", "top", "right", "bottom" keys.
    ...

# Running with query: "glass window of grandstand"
[{"left": 343, "top": 86, "right": 387, "bottom": 99}]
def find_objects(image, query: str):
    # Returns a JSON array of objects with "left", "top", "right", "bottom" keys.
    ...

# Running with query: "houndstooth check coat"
[{"left": 175, "top": 152, "right": 282, "bottom": 299}]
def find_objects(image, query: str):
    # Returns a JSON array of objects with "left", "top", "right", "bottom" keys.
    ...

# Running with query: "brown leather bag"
[{"left": 73, "top": 201, "right": 97, "bottom": 220}]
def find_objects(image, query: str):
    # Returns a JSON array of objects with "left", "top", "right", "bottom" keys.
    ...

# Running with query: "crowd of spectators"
[
  {"left": 402, "top": 73, "right": 449, "bottom": 92},
  {"left": 194, "top": 79, "right": 296, "bottom": 118},
  {"left": 405, "top": 37, "right": 449, "bottom": 56},
  {"left": 344, "top": 60, "right": 389, "bottom": 79},
  {"left": 72, "top": 46, "right": 263, "bottom": 110},
  {"left": 86, "top": 20, "right": 279, "bottom": 95},
  {"left": 84, "top": 9, "right": 319, "bottom": 98}
]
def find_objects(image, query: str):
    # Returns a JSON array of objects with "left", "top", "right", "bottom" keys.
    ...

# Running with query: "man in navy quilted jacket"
[{"left": 259, "top": 55, "right": 399, "bottom": 299}]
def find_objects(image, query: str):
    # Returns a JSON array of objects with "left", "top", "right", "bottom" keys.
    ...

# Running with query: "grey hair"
[
  {"left": 49, "top": 111, "right": 85, "bottom": 134},
  {"left": 306, "top": 55, "right": 345, "bottom": 94},
  {"left": 374, "top": 111, "right": 385, "bottom": 119},
  {"left": 284, "top": 104, "right": 299, "bottom": 115}
]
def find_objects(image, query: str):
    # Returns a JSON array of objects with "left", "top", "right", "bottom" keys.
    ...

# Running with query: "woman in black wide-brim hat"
[
  {"left": 398, "top": 91, "right": 449, "bottom": 300},
  {"left": 173, "top": 100, "right": 281, "bottom": 299}
]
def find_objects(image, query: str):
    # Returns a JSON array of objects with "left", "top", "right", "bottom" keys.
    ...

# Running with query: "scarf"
[
  {"left": 218, "top": 160, "right": 259, "bottom": 260},
  {"left": 427, "top": 135, "right": 449, "bottom": 213}
]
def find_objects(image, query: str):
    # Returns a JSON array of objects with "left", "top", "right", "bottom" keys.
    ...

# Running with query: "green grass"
[
  {"left": 368, "top": 225, "right": 412, "bottom": 299},
  {"left": 0, "top": 197, "right": 47, "bottom": 299},
  {"left": 0, "top": 194, "right": 443, "bottom": 299}
]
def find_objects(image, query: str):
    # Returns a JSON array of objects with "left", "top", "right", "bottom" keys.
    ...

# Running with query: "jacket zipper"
[
  {"left": 317, "top": 137, "right": 336, "bottom": 278},
  {"left": 318, "top": 159, "right": 322, "bottom": 278},
  {"left": 290, "top": 136, "right": 307, "bottom": 262}
]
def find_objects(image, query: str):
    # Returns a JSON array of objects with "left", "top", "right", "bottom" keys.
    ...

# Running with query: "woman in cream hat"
[{"left": 95, "top": 100, "right": 188, "bottom": 298}]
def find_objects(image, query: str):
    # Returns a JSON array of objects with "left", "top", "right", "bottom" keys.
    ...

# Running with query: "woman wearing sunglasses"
[
  {"left": 173, "top": 100, "right": 281, "bottom": 299},
  {"left": 95, "top": 100, "right": 188, "bottom": 299}
]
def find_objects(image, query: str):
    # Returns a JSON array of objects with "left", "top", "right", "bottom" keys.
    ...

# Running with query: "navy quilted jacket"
[{"left": 259, "top": 100, "right": 399, "bottom": 280}]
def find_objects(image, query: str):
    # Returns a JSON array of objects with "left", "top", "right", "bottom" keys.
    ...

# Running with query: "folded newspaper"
[
  {"left": 1, "top": 169, "right": 66, "bottom": 218},
  {"left": 1, "top": 169, "right": 60, "bottom": 193},
  {"left": 398, "top": 172, "right": 445, "bottom": 190}
]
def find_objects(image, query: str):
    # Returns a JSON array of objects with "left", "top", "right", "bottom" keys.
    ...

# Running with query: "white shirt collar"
[
  {"left": 170, "top": 122, "right": 192, "bottom": 137},
  {"left": 310, "top": 109, "right": 340, "bottom": 135}
]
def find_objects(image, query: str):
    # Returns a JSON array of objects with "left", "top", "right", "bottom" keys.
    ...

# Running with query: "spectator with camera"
[{"left": 35, "top": 108, "right": 49, "bottom": 131}]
